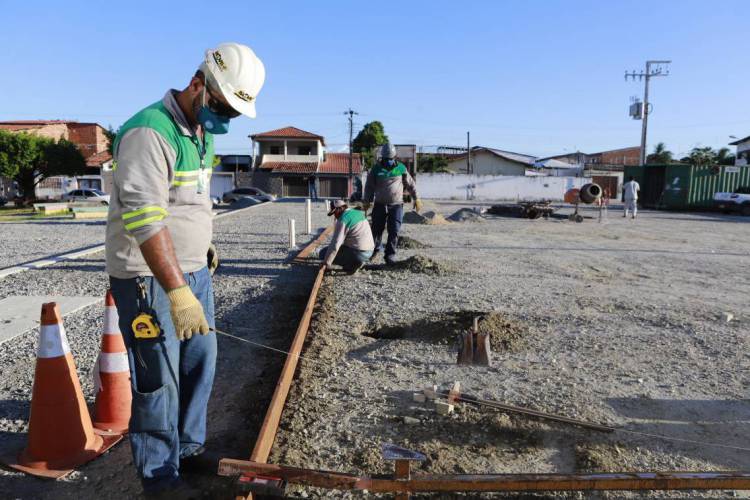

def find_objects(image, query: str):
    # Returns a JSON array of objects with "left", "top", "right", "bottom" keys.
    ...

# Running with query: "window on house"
[
  {"left": 298, "top": 146, "right": 312, "bottom": 155},
  {"left": 269, "top": 146, "right": 280, "bottom": 155}
]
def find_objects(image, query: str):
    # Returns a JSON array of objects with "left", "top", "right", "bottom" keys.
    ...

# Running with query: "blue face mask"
[{"left": 197, "top": 87, "right": 231, "bottom": 134}]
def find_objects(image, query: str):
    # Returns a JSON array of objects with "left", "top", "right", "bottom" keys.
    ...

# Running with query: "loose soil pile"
[
  {"left": 389, "top": 255, "right": 455, "bottom": 275},
  {"left": 396, "top": 235, "right": 429, "bottom": 249},
  {"left": 447, "top": 207, "right": 485, "bottom": 223},
  {"left": 366, "top": 310, "right": 528, "bottom": 353}
]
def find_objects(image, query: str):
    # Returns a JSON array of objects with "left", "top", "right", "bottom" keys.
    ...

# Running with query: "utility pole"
[
  {"left": 345, "top": 108, "right": 359, "bottom": 198},
  {"left": 625, "top": 60, "right": 671, "bottom": 166},
  {"left": 466, "top": 131, "right": 471, "bottom": 174}
]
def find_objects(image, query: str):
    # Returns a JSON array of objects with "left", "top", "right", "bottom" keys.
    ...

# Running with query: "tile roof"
[
  {"left": 318, "top": 153, "right": 362, "bottom": 174},
  {"left": 86, "top": 150, "right": 113, "bottom": 167},
  {"left": 259, "top": 161, "right": 318, "bottom": 174},
  {"left": 250, "top": 126, "right": 325, "bottom": 145}
]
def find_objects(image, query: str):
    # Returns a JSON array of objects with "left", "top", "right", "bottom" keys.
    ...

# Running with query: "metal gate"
[
  {"left": 641, "top": 166, "right": 666, "bottom": 207},
  {"left": 319, "top": 177, "right": 348, "bottom": 198},
  {"left": 283, "top": 176, "right": 308, "bottom": 197},
  {"left": 592, "top": 175, "right": 618, "bottom": 199}
]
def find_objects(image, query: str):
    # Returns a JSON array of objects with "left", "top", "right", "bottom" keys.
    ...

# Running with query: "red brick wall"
[{"left": 68, "top": 124, "right": 108, "bottom": 159}]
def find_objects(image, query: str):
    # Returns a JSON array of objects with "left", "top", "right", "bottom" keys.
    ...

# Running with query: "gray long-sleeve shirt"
[
  {"left": 325, "top": 209, "right": 375, "bottom": 267},
  {"left": 364, "top": 161, "right": 417, "bottom": 206},
  {"left": 105, "top": 91, "right": 214, "bottom": 279}
]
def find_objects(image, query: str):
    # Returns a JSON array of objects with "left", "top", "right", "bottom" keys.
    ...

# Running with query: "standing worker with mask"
[
  {"left": 106, "top": 43, "right": 265, "bottom": 498},
  {"left": 623, "top": 175, "right": 640, "bottom": 219},
  {"left": 362, "top": 143, "right": 422, "bottom": 265}
]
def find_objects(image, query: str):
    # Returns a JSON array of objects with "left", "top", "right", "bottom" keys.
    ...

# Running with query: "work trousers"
[
  {"left": 624, "top": 199, "right": 638, "bottom": 218},
  {"left": 319, "top": 245, "right": 373, "bottom": 272},
  {"left": 371, "top": 203, "right": 403, "bottom": 262},
  {"left": 110, "top": 267, "right": 216, "bottom": 492}
]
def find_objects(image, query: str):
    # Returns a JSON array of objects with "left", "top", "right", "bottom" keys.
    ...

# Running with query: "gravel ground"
[
  {"left": 0, "top": 219, "right": 106, "bottom": 268},
  {"left": 271, "top": 202, "right": 750, "bottom": 498},
  {"left": 0, "top": 206, "right": 238, "bottom": 271},
  {"left": 0, "top": 199, "right": 331, "bottom": 499}
]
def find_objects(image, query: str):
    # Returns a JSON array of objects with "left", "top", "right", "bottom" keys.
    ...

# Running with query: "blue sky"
[{"left": 1, "top": 0, "right": 748, "bottom": 158}]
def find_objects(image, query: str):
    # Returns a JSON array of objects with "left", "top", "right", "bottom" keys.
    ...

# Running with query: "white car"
[
  {"left": 714, "top": 188, "right": 750, "bottom": 216},
  {"left": 62, "top": 188, "right": 111, "bottom": 205}
]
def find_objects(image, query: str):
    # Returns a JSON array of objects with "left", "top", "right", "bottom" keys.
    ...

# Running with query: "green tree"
[
  {"left": 352, "top": 121, "right": 389, "bottom": 169},
  {"left": 715, "top": 147, "right": 736, "bottom": 166},
  {"left": 0, "top": 130, "right": 86, "bottom": 202},
  {"left": 647, "top": 142, "right": 673, "bottom": 164},
  {"left": 417, "top": 154, "right": 451, "bottom": 173},
  {"left": 105, "top": 125, "right": 118, "bottom": 155},
  {"left": 687, "top": 147, "right": 716, "bottom": 167}
]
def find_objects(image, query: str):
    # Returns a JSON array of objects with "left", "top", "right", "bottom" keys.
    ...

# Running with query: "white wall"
[{"left": 416, "top": 173, "right": 587, "bottom": 201}]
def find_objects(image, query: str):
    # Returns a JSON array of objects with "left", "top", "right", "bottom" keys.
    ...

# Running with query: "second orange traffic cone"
[
  {"left": 93, "top": 290, "right": 131, "bottom": 434},
  {"left": 2, "top": 302, "right": 121, "bottom": 478}
]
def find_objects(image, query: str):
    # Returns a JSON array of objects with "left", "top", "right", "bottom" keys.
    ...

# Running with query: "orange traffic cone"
[
  {"left": 93, "top": 290, "right": 131, "bottom": 434},
  {"left": 2, "top": 302, "right": 121, "bottom": 478}
]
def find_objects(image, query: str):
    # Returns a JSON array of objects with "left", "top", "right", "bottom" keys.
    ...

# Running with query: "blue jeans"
[
  {"left": 109, "top": 267, "right": 216, "bottom": 491},
  {"left": 371, "top": 203, "right": 403, "bottom": 261},
  {"left": 319, "top": 245, "right": 373, "bottom": 272},
  {"left": 309, "top": 182, "right": 318, "bottom": 200}
]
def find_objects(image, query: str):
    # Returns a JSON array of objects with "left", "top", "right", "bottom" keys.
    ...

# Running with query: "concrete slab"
[{"left": 0, "top": 296, "right": 103, "bottom": 345}]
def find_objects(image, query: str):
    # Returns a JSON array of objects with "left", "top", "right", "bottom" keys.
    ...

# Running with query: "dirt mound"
[
  {"left": 365, "top": 310, "right": 529, "bottom": 352},
  {"left": 447, "top": 207, "right": 485, "bottom": 223},
  {"left": 403, "top": 210, "right": 450, "bottom": 225},
  {"left": 397, "top": 236, "right": 430, "bottom": 249},
  {"left": 390, "top": 255, "right": 454, "bottom": 275}
]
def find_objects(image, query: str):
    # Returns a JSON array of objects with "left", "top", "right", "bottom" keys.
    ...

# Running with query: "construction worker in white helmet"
[{"left": 106, "top": 43, "right": 264, "bottom": 498}]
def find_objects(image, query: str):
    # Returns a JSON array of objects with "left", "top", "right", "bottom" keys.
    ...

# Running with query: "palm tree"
[
  {"left": 688, "top": 147, "right": 716, "bottom": 167},
  {"left": 715, "top": 147, "right": 736, "bottom": 166},
  {"left": 647, "top": 142, "right": 673, "bottom": 164}
]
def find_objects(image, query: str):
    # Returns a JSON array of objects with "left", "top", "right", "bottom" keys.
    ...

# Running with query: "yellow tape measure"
[{"left": 132, "top": 313, "right": 160, "bottom": 339}]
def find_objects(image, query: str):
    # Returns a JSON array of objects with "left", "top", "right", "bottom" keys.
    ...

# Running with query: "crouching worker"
[{"left": 319, "top": 200, "right": 374, "bottom": 274}]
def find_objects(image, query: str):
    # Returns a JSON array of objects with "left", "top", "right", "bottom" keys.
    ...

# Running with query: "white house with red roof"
[{"left": 249, "top": 126, "right": 362, "bottom": 198}]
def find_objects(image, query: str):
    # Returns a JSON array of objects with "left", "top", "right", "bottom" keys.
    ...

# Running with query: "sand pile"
[{"left": 403, "top": 210, "right": 450, "bottom": 225}]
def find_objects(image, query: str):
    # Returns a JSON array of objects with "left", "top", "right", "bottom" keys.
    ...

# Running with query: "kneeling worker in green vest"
[{"left": 319, "top": 200, "right": 375, "bottom": 274}]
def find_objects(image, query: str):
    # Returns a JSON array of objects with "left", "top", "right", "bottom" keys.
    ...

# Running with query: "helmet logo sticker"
[
  {"left": 212, "top": 51, "right": 228, "bottom": 71},
  {"left": 234, "top": 90, "right": 254, "bottom": 102}
]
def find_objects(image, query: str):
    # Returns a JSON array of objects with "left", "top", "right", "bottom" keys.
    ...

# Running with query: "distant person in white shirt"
[{"left": 623, "top": 176, "right": 640, "bottom": 219}]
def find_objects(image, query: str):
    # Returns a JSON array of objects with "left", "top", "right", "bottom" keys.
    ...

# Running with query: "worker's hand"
[
  {"left": 207, "top": 243, "right": 219, "bottom": 276},
  {"left": 361, "top": 202, "right": 371, "bottom": 213},
  {"left": 414, "top": 199, "right": 424, "bottom": 213},
  {"left": 166, "top": 286, "right": 209, "bottom": 341}
]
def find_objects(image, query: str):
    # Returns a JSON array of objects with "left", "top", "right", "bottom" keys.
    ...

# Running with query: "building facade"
[{"left": 248, "top": 126, "right": 362, "bottom": 198}]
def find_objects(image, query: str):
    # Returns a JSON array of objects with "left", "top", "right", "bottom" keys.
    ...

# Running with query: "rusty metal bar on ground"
[
  {"left": 291, "top": 225, "right": 333, "bottom": 263},
  {"left": 439, "top": 390, "right": 615, "bottom": 433},
  {"left": 219, "top": 459, "right": 750, "bottom": 493}
]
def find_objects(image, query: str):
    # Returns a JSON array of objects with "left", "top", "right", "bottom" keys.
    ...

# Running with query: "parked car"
[
  {"left": 222, "top": 187, "right": 276, "bottom": 203},
  {"left": 227, "top": 195, "right": 264, "bottom": 207},
  {"left": 714, "top": 186, "right": 750, "bottom": 215},
  {"left": 62, "top": 188, "right": 111, "bottom": 205}
]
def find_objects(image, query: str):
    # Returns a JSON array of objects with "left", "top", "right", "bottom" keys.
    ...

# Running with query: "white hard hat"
[{"left": 201, "top": 42, "right": 265, "bottom": 118}]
